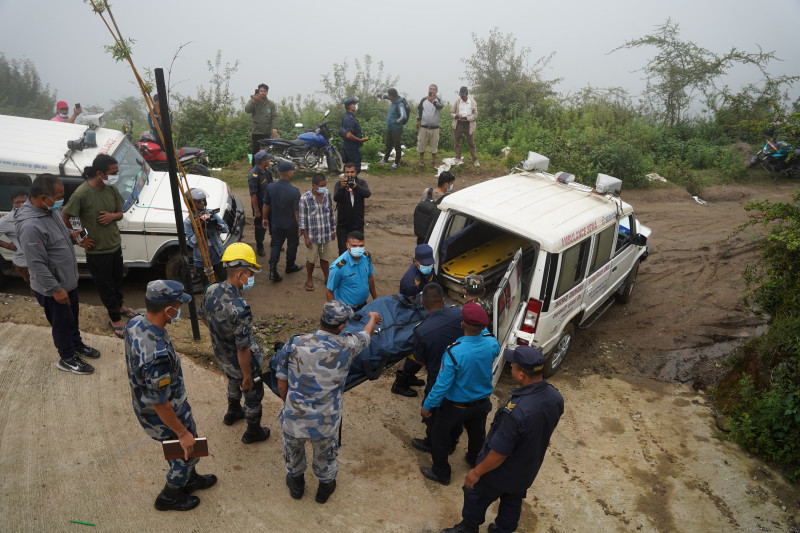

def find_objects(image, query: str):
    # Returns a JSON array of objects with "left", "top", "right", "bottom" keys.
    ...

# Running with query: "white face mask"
[
  {"left": 59, "top": 112, "right": 69, "bottom": 119},
  {"left": 104, "top": 174, "right": 119, "bottom": 185}
]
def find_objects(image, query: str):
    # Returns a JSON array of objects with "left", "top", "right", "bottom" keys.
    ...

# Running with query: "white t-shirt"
[{"left": 458, "top": 99, "right": 472, "bottom": 118}]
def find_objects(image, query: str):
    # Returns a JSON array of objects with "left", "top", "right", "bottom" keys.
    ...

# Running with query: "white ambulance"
[
  {"left": 0, "top": 114, "right": 245, "bottom": 283},
  {"left": 428, "top": 153, "right": 651, "bottom": 380}
]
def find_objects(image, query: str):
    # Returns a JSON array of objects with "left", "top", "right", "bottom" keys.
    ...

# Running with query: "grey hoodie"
[{"left": 14, "top": 200, "right": 78, "bottom": 295}]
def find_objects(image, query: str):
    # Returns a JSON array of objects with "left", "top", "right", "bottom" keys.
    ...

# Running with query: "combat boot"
[
  {"left": 286, "top": 473, "right": 305, "bottom": 499},
  {"left": 183, "top": 470, "right": 218, "bottom": 494},
  {"left": 222, "top": 399, "right": 244, "bottom": 426},
  {"left": 154, "top": 483, "right": 200, "bottom": 511},
  {"left": 241, "top": 422, "right": 270, "bottom": 444},
  {"left": 269, "top": 262, "right": 283, "bottom": 282},
  {"left": 440, "top": 522, "right": 479, "bottom": 533},
  {"left": 391, "top": 371, "right": 418, "bottom": 397},
  {"left": 408, "top": 375, "right": 425, "bottom": 387},
  {"left": 315, "top": 479, "right": 336, "bottom": 504}
]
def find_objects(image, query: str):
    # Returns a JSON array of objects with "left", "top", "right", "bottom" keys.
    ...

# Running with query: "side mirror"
[
  {"left": 632, "top": 234, "right": 647, "bottom": 246},
  {"left": 323, "top": 109, "right": 331, "bottom": 118}
]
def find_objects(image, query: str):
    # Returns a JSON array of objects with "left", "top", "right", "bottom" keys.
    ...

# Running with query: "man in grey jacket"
[
  {"left": 416, "top": 84, "right": 444, "bottom": 167},
  {"left": 15, "top": 174, "right": 100, "bottom": 375}
]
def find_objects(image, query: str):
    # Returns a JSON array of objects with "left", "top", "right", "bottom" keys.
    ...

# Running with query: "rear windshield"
[{"left": 112, "top": 138, "right": 149, "bottom": 211}]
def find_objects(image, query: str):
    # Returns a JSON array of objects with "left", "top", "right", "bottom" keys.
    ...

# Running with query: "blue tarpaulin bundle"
[{"left": 266, "top": 294, "right": 427, "bottom": 396}]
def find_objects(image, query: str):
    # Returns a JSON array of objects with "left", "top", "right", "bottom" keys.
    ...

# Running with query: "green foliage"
[
  {"left": 319, "top": 55, "right": 399, "bottom": 107},
  {"left": 0, "top": 54, "right": 56, "bottom": 119}
]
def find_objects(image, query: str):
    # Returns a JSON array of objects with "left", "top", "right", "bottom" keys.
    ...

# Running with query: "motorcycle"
[
  {"left": 749, "top": 129, "right": 800, "bottom": 176},
  {"left": 258, "top": 109, "right": 343, "bottom": 173},
  {"left": 135, "top": 131, "right": 212, "bottom": 177}
]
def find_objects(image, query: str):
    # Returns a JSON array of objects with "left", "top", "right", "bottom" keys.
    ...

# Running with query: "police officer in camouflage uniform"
[
  {"left": 199, "top": 242, "right": 270, "bottom": 444},
  {"left": 124, "top": 280, "right": 217, "bottom": 512},
  {"left": 275, "top": 300, "right": 382, "bottom": 503},
  {"left": 463, "top": 274, "right": 492, "bottom": 320}
]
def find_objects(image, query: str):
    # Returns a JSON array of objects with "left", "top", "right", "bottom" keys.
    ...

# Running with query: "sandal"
[
  {"left": 418, "top": 161, "right": 425, "bottom": 167},
  {"left": 304, "top": 282, "right": 314, "bottom": 292},
  {"left": 120, "top": 307, "right": 138, "bottom": 319},
  {"left": 109, "top": 321, "right": 124, "bottom": 339}
]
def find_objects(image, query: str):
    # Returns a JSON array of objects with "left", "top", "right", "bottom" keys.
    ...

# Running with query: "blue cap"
[
  {"left": 146, "top": 280, "right": 191, "bottom": 304},
  {"left": 414, "top": 244, "right": 434, "bottom": 265},
  {"left": 254, "top": 150, "right": 272, "bottom": 162},
  {"left": 321, "top": 300, "right": 354, "bottom": 326},
  {"left": 504, "top": 345, "right": 546, "bottom": 371},
  {"left": 278, "top": 161, "right": 295, "bottom": 173},
  {"left": 344, "top": 97, "right": 358, "bottom": 108}
]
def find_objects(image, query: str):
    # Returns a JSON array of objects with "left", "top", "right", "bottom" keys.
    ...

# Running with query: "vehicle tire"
[
  {"left": 615, "top": 262, "right": 639, "bottom": 304},
  {"left": 186, "top": 162, "right": 212, "bottom": 177},
  {"left": 165, "top": 250, "right": 190, "bottom": 283},
  {"left": 544, "top": 323, "right": 574, "bottom": 378},
  {"left": 326, "top": 147, "right": 344, "bottom": 173}
]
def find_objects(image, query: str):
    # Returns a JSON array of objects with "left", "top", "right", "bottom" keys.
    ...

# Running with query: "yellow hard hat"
[{"left": 221, "top": 242, "right": 262, "bottom": 271}]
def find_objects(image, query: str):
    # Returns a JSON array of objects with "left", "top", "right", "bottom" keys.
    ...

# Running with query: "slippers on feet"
[
  {"left": 120, "top": 307, "right": 138, "bottom": 319},
  {"left": 304, "top": 282, "right": 314, "bottom": 292},
  {"left": 109, "top": 321, "right": 124, "bottom": 339}
]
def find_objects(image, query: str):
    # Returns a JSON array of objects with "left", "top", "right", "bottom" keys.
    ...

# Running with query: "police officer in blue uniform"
[
  {"left": 124, "top": 280, "right": 217, "bottom": 512},
  {"left": 408, "top": 283, "right": 465, "bottom": 451},
  {"left": 248, "top": 150, "right": 273, "bottom": 256},
  {"left": 420, "top": 302, "right": 499, "bottom": 485},
  {"left": 441, "top": 346, "right": 564, "bottom": 533},
  {"left": 326, "top": 230, "right": 377, "bottom": 311},
  {"left": 340, "top": 98, "right": 369, "bottom": 174}
]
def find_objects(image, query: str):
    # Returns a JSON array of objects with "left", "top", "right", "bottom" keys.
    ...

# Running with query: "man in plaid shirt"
[{"left": 299, "top": 173, "right": 337, "bottom": 291}]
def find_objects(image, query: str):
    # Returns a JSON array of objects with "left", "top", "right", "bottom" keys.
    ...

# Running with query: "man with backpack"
[
  {"left": 379, "top": 88, "right": 409, "bottom": 170},
  {"left": 414, "top": 172, "right": 455, "bottom": 245}
]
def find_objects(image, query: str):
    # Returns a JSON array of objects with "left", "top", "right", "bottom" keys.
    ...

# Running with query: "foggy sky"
[{"left": 1, "top": 0, "right": 798, "bottom": 114}]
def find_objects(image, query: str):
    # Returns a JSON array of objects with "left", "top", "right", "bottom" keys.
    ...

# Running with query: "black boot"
[
  {"left": 269, "top": 262, "right": 282, "bottom": 282},
  {"left": 154, "top": 483, "right": 200, "bottom": 511},
  {"left": 315, "top": 479, "right": 336, "bottom": 504},
  {"left": 222, "top": 399, "right": 244, "bottom": 426},
  {"left": 391, "top": 371, "right": 418, "bottom": 397},
  {"left": 241, "top": 422, "right": 270, "bottom": 444},
  {"left": 286, "top": 473, "right": 305, "bottom": 499},
  {"left": 440, "top": 522, "right": 479, "bottom": 533},
  {"left": 256, "top": 244, "right": 266, "bottom": 257},
  {"left": 183, "top": 470, "right": 218, "bottom": 493},
  {"left": 285, "top": 264, "right": 302, "bottom": 273},
  {"left": 408, "top": 375, "right": 425, "bottom": 387}
]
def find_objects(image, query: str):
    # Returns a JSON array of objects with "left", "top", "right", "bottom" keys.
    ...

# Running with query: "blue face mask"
[
  {"left": 316, "top": 186, "right": 327, "bottom": 195},
  {"left": 48, "top": 197, "right": 64, "bottom": 212},
  {"left": 419, "top": 264, "right": 434, "bottom": 275},
  {"left": 447, "top": 183, "right": 454, "bottom": 192},
  {"left": 242, "top": 273, "right": 255, "bottom": 291},
  {"left": 355, "top": 104, "right": 359, "bottom": 111},
  {"left": 168, "top": 306, "right": 181, "bottom": 323},
  {"left": 349, "top": 246, "right": 365, "bottom": 258}
]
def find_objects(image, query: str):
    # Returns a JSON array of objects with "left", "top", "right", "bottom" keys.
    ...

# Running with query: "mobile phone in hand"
[{"left": 78, "top": 228, "right": 88, "bottom": 241}]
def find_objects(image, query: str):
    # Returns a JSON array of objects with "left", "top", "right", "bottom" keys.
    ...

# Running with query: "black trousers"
[
  {"left": 461, "top": 480, "right": 525, "bottom": 532},
  {"left": 270, "top": 226, "right": 299, "bottom": 266},
  {"left": 34, "top": 287, "right": 83, "bottom": 361},
  {"left": 400, "top": 357, "right": 422, "bottom": 378},
  {"left": 86, "top": 248, "right": 124, "bottom": 322},
  {"left": 384, "top": 130, "right": 403, "bottom": 164},
  {"left": 431, "top": 398, "right": 491, "bottom": 480},
  {"left": 251, "top": 133, "right": 270, "bottom": 157},
  {"left": 342, "top": 144, "right": 362, "bottom": 174}
]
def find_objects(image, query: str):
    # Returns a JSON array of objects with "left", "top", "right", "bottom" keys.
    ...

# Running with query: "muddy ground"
[{"left": 1, "top": 170, "right": 799, "bottom": 532}]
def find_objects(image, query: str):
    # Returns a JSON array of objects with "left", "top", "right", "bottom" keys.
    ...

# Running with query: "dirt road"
[{"left": 1, "top": 171, "right": 799, "bottom": 531}]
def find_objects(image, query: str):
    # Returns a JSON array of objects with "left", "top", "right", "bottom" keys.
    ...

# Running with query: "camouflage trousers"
[
  {"left": 282, "top": 433, "right": 339, "bottom": 483},
  {"left": 226, "top": 373, "right": 264, "bottom": 424},
  {"left": 151, "top": 411, "right": 200, "bottom": 489}
]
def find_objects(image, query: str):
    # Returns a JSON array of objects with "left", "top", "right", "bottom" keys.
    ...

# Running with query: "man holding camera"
[
  {"left": 416, "top": 84, "right": 444, "bottom": 167},
  {"left": 51, "top": 100, "right": 81, "bottom": 123},
  {"left": 184, "top": 188, "right": 229, "bottom": 288},
  {"left": 245, "top": 83, "right": 278, "bottom": 158},
  {"left": 333, "top": 163, "right": 371, "bottom": 254}
]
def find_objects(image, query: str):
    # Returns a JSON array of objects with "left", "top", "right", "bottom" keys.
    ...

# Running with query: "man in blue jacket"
[{"left": 379, "top": 88, "right": 406, "bottom": 170}]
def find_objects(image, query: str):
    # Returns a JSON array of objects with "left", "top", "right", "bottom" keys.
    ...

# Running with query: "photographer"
[
  {"left": 245, "top": 83, "right": 278, "bottom": 158},
  {"left": 333, "top": 163, "right": 371, "bottom": 254},
  {"left": 184, "top": 188, "right": 228, "bottom": 288},
  {"left": 50, "top": 100, "right": 81, "bottom": 123}
]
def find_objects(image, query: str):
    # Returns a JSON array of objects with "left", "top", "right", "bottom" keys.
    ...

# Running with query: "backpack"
[
  {"left": 398, "top": 98, "right": 411, "bottom": 125},
  {"left": 413, "top": 188, "right": 444, "bottom": 240}
]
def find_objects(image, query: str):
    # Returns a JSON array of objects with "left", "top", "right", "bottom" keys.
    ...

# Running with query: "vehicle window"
[
  {"left": 615, "top": 214, "right": 633, "bottom": 252},
  {"left": 589, "top": 225, "right": 616, "bottom": 273},
  {"left": 112, "top": 138, "right": 149, "bottom": 211},
  {"left": 0, "top": 173, "right": 32, "bottom": 212},
  {"left": 555, "top": 238, "right": 591, "bottom": 298},
  {"left": 438, "top": 213, "right": 473, "bottom": 263}
]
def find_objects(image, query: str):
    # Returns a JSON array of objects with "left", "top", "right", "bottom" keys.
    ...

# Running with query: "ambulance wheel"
[
  {"left": 544, "top": 323, "right": 574, "bottom": 378},
  {"left": 615, "top": 262, "right": 639, "bottom": 304}
]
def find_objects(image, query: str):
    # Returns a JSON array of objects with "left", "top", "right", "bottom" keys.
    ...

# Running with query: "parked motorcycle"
[
  {"left": 749, "top": 130, "right": 800, "bottom": 176},
  {"left": 136, "top": 131, "right": 212, "bottom": 177},
  {"left": 258, "top": 109, "right": 343, "bottom": 173}
]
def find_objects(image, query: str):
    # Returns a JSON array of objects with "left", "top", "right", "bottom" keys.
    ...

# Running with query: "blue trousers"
[
  {"left": 461, "top": 480, "right": 525, "bottom": 532},
  {"left": 269, "top": 226, "right": 299, "bottom": 266},
  {"left": 162, "top": 414, "right": 200, "bottom": 489},
  {"left": 34, "top": 288, "right": 83, "bottom": 361},
  {"left": 282, "top": 433, "right": 339, "bottom": 482},
  {"left": 431, "top": 399, "right": 491, "bottom": 480},
  {"left": 342, "top": 144, "right": 362, "bottom": 174}
]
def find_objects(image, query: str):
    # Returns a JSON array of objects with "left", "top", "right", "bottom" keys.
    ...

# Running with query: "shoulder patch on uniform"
[
  {"left": 364, "top": 251, "right": 371, "bottom": 259},
  {"left": 157, "top": 377, "right": 171, "bottom": 388},
  {"left": 337, "top": 258, "right": 347, "bottom": 267},
  {"left": 482, "top": 332, "right": 493, "bottom": 337},
  {"left": 503, "top": 400, "right": 516, "bottom": 413}
]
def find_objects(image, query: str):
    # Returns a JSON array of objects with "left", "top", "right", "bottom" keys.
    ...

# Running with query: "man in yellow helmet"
[{"left": 199, "top": 243, "right": 270, "bottom": 444}]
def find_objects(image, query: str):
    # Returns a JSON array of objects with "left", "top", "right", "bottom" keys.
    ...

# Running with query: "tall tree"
[
  {"left": 0, "top": 54, "right": 56, "bottom": 119},
  {"left": 319, "top": 55, "right": 399, "bottom": 106}
]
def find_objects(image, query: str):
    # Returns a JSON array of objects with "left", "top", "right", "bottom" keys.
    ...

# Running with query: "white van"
[
  {"left": 428, "top": 154, "right": 650, "bottom": 381},
  {"left": 0, "top": 115, "right": 245, "bottom": 282}
]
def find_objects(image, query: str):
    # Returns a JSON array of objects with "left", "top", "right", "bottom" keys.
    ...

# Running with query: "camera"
[
  {"left": 428, "top": 91, "right": 434, "bottom": 97},
  {"left": 346, "top": 176, "right": 356, "bottom": 189},
  {"left": 67, "top": 138, "right": 85, "bottom": 151}
]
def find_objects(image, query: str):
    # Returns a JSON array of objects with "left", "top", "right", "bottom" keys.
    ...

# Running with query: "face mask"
[
  {"left": 447, "top": 183, "right": 454, "bottom": 192},
  {"left": 48, "top": 197, "right": 64, "bottom": 212},
  {"left": 355, "top": 104, "right": 359, "bottom": 111},
  {"left": 316, "top": 186, "right": 327, "bottom": 195},
  {"left": 104, "top": 174, "right": 119, "bottom": 185},
  {"left": 59, "top": 112, "right": 69, "bottom": 119},
  {"left": 419, "top": 264, "right": 434, "bottom": 275},
  {"left": 242, "top": 273, "right": 255, "bottom": 291},
  {"left": 349, "top": 246, "right": 365, "bottom": 258},
  {"left": 167, "top": 306, "right": 181, "bottom": 323}
]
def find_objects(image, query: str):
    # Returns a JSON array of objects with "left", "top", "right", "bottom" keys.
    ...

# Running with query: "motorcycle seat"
[
  {"left": 266, "top": 138, "right": 306, "bottom": 147},
  {"left": 179, "top": 147, "right": 203, "bottom": 157}
]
